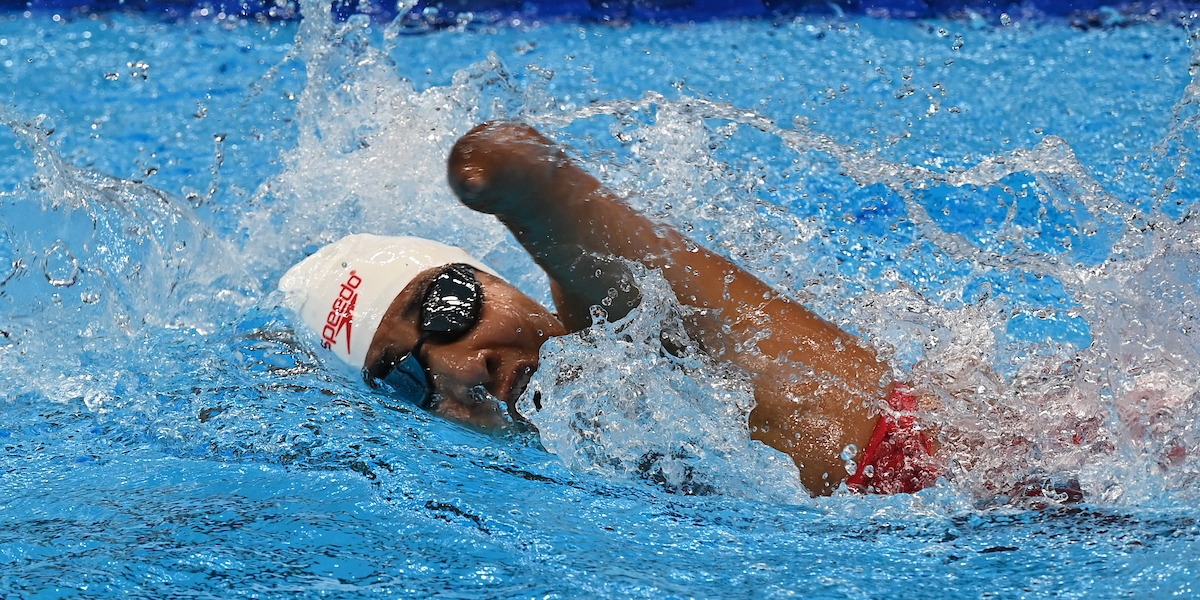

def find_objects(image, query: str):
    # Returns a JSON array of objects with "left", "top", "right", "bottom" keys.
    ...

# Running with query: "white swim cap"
[{"left": 278, "top": 233, "right": 499, "bottom": 369}]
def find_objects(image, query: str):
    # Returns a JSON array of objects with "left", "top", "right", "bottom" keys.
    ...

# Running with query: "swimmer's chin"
[{"left": 430, "top": 386, "right": 539, "bottom": 437}]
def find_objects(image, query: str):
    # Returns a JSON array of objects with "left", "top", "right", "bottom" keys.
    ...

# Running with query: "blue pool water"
[{"left": 3, "top": 3, "right": 1200, "bottom": 597}]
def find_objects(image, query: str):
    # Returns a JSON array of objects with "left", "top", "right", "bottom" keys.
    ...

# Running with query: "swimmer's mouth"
[{"left": 506, "top": 364, "right": 538, "bottom": 416}]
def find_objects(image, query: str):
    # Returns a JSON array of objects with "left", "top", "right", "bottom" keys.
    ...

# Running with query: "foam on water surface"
[{"left": 2, "top": 4, "right": 1200, "bottom": 596}]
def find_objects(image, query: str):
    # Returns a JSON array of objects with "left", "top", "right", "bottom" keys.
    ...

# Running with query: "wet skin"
[
  {"left": 445, "top": 121, "right": 894, "bottom": 496},
  {"left": 364, "top": 267, "right": 568, "bottom": 431}
]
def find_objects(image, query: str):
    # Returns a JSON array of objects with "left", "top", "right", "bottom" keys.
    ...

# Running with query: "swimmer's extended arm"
[{"left": 448, "top": 121, "right": 890, "bottom": 494}]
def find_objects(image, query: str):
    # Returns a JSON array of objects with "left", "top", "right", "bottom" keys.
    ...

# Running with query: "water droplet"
[
  {"left": 80, "top": 290, "right": 100, "bottom": 304},
  {"left": 1000, "top": 13, "right": 1011, "bottom": 25},
  {"left": 841, "top": 444, "right": 860, "bottom": 474},
  {"left": 43, "top": 241, "right": 79, "bottom": 287},
  {"left": 83, "top": 389, "right": 108, "bottom": 411},
  {"left": 103, "top": 72, "right": 119, "bottom": 81},
  {"left": 952, "top": 35, "right": 964, "bottom": 51},
  {"left": 862, "top": 464, "right": 874, "bottom": 478},
  {"left": 1102, "top": 483, "right": 1124, "bottom": 502},
  {"left": 467, "top": 384, "right": 497, "bottom": 407},
  {"left": 174, "top": 241, "right": 186, "bottom": 252},
  {"left": 126, "top": 60, "right": 150, "bottom": 80},
  {"left": 589, "top": 305, "right": 608, "bottom": 325}
]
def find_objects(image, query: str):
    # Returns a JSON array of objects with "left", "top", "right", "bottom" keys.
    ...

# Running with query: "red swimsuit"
[{"left": 844, "top": 386, "right": 939, "bottom": 494}]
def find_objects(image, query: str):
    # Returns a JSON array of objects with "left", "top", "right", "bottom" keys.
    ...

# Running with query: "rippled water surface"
[{"left": 3, "top": 5, "right": 1200, "bottom": 597}]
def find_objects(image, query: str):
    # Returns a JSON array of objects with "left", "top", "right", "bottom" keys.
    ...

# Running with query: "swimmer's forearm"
[
  {"left": 524, "top": 187, "right": 886, "bottom": 382},
  {"left": 449, "top": 122, "right": 886, "bottom": 382}
]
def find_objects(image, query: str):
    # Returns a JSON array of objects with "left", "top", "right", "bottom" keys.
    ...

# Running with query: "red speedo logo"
[{"left": 321, "top": 270, "right": 361, "bottom": 353}]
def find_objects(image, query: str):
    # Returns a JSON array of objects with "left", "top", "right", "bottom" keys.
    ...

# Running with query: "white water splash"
[
  {"left": 0, "top": 110, "right": 259, "bottom": 407},
  {"left": 520, "top": 264, "right": 809, "bottom": 503},
  {"left": 239, "top": 0, "right": 551, "bottom": 299},
  {"left": 256, "top": 9, "right": 1200, "bottom": 505}
]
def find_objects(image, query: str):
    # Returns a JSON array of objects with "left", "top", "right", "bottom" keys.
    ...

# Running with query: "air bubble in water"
[
  {"left": 81, "top": 291, "right": 100, "bottom": 304},
  {"left": 43, "top": 241, "right": 79, "bottom": 287},
  {"left": 1000, "top": 13, "right": 1011, "bottom": 25},
  {"left": 952, "top": 35, "right": 964, "bottom": 51}
]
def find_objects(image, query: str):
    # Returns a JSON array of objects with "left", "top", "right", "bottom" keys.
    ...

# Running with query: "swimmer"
[{"left": 280, "top": 121, "right": 937, "bottom": 496}]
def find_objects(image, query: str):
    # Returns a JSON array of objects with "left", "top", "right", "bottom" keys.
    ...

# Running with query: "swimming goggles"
[{"left": 365, "top": 263, "right": 482, "bottom": 409}]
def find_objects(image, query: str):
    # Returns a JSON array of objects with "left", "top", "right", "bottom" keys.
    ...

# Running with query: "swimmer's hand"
[{"left": 448, "top": 122, "right": 590, "bottom": 218}]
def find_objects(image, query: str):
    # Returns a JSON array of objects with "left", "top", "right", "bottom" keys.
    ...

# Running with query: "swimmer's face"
[{"left": 364, "top": 266, "right": 567, "bottom": 431}]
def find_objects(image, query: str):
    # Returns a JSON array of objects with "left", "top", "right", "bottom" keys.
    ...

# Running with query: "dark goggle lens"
[
  {"left": 421, "top": 263, "right": 481, "bottom": 337},
  {"left": 366, "top": 264, "right": 483, "bottom": 410}
]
